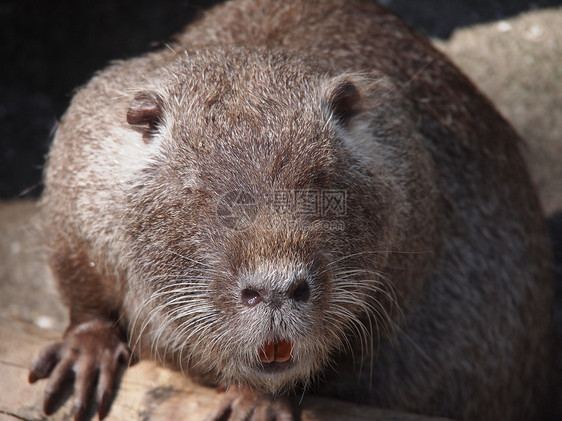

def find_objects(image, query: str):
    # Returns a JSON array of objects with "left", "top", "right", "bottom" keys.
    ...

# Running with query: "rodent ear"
[
  {"left": 324, "top": 78, "right": 361, "bottom": 127},
  {"left": 127, "top": 91, "right": 163, "bottom": 143}
]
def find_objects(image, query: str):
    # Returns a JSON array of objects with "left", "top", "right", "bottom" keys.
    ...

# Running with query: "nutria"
[{"left": 29, "top": 0, "right": 554, "bottom": 420}]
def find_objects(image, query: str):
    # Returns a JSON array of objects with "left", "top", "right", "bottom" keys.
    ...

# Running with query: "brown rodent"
[{"left": 29, "top": 0, "right": 555, "bottom": 420}]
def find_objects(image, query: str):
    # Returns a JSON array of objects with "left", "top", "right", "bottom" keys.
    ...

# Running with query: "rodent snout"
[{"left": 240, "top": 278, "right": 311, "bottom": 308}]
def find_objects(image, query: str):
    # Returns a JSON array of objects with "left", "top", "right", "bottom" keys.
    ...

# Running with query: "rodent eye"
[{"left": 127, "top": 91, "right": 163, "bottom": 143}]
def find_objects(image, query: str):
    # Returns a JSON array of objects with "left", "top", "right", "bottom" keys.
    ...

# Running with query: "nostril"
[
  {"left": 288, "top": 280, "right": 311, "bottom": 302},
  {"left": 241, "top": 288, "right": 263, "bottom": 307}
]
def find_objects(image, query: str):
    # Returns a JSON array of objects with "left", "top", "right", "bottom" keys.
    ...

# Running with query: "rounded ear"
[
  {"left": 127, "top": 91, "right": 163, "bottom": 143},
  {"left": 324, "top": 77, "right": 362, "bottom": 127}
]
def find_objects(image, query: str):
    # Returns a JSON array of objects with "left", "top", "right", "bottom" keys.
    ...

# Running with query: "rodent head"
[{"left": 122, "top": 48, "right": 434, "bottom": 394}]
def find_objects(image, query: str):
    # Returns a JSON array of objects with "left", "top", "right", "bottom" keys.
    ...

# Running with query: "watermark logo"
[
  {"left": 321, "top": 190, "right": 347, "bottom": 216},
  {"left": 217, "top": 189, "right": 347, "bottom": 232},
  {"left": 216, "top": 190, "right": 258, "bottom": 231}
]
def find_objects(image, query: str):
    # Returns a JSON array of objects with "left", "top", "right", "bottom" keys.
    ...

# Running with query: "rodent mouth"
[
  {"left": 255, "top": 340, "right": 295, "bottom": 373},
  {"left": 258, "top": 340, "right": 293, "bottom": 364},
  {"left": 259, "top": 360, "right": 294, "bottom": 373}
]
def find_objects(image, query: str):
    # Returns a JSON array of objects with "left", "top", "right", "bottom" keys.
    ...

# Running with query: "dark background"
[{"left": 1, "top": 0, "right": 561, "bottom": 199}]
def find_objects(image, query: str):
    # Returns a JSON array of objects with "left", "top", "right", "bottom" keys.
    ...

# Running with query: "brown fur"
[{"left": 34, "top": 1, "right": 554, "bottom": 420}]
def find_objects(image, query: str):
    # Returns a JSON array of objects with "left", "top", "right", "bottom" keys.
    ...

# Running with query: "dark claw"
[
  {"left": 73, "top": 402, "right": 89, "bottom": 421},
  {"left": 97, "top": 389, "right": 111, "bottom": 420},
  {"left": 29, "top": 342, "right": 63, "bottom": 383},
  {"left": 96, "top": 360, "right": 114, "bottom": 420},
  {"left": 116, "top": 343, "right": 131, "bottom": 365},
  {"left": 73, "top": 358, "right": 97, "bottom": 420},
  {"left": 43, "top": 356, "right": 75, "bottom": 415},
  {"left": 94, "top": 340, "right": 124, "bottom": 419}
]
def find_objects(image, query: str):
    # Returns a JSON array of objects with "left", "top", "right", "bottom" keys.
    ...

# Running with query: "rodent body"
[{"left": 31, "top": 1, "right": 554, "bottom": 420}]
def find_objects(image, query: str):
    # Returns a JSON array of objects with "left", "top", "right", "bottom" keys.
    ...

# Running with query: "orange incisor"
[{"left": 259, "top": 340, "right": 293, "bottom": 363}]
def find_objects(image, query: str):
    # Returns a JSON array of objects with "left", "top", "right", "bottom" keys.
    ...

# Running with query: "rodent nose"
[
  {"left": 241, "top": 288, "right": 263, "bottom": 307},
  {"left": 287, "top": 279, "right": 311, "bottom": 302},
  {"left": 240, "top": 279, "right": 311, "bottom": 308}
]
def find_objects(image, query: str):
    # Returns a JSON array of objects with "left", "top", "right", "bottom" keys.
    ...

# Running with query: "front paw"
[
  {"left": 205, "top": 385, "right": 295, "bottom": 421},
  {"left": 29, "top": 319, "right": 130, "bottom": 421}
]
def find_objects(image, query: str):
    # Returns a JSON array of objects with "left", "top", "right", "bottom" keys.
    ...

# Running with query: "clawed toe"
[
  {"left": 43, "top": 351, "right": 76, "bottom": 414},
  {"left": 29, "top": 342, "right": 63, "bottom": 383},
  {"left": 205, "top": 386, "right": 295, "bottom": 421},
  {"left": 29, "top": 319, "right": 130, "bottom": 420}
]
